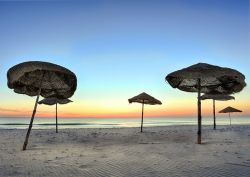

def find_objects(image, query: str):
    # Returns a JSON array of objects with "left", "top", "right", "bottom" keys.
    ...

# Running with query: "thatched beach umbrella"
[
  {"left": 219, "top": 106, "right": 242, "bottom": 126},
  {"left": 38, "top": 97, "right": 72, "bottom": 133},
  {"left": 7, "top": 61, "right": 77, "bottom": 150},
  {"left": 128, "top": 92, "right": 162, "bottom": 132},
  {"left": 166, "top": 63, "right": 246, "bottom": 144},
  {"left": 200, "top": 94, "right": 235, "bottom": 130}
]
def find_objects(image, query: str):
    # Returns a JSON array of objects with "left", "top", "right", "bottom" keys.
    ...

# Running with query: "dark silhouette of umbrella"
[
  {"left": 7, "top": 61, "right": 77, "bottom": 150},
  {"left": 200, "top": 94, "right": 235, "bottom": 130},
  {"left": 38, "top": 97, "right": 72, "bottom": 133},
  {"left": 219, "top": 106, "right": 242, "bottom": 125},
  {"left": 128, "top": 92, "right": 162, "bottom": 132},
  {"left": 166, "top": 63, "right": 246, "bottom": 144}
]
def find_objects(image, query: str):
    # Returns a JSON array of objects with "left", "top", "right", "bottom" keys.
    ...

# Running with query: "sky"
[{"left": 0, "top": 0, "right": 249, "bottom": 118}]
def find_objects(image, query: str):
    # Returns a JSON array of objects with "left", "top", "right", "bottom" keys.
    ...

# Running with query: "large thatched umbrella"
[
  {"left": 38, "top": 97, "right": 72, "bottom": 133},
  {"left": 166, "top": 63, "right": 246, "bottom": 144},
  {"left": 219, "top": 106, "right": 242, "bottom": 126},
  {"left": 7, "top": 61, "right": 77, "bottom": 150},
  {"left": 128, "top": 92, "right": 162, "bottom": 132},
  {"left": 200, "top": 94, "right": 235, "bottom": 130}
]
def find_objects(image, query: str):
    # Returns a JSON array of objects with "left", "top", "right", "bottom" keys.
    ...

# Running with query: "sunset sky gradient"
[{"left": 0, "top": 0, "right": 249, "bottom": 118}]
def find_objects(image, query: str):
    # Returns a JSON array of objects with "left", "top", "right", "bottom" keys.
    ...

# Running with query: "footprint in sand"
[
  {"left": 55, "top": 156, "right": 64, "bottom": 160},
  {"left": 79, "top": 165, "right": 89, "bottom": 169},
  {"left": 44, "top": 160, "right": 53, "bottom": 163},
  {"left": 100, "top": 155, "right": 108, "bottom": 158}
]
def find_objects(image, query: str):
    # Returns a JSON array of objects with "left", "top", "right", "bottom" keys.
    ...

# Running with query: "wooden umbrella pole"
[
  {"left": 229, "top": 112, "right": 231, "bottom": 126},
  {"left": 141, "top": 100, "right": 144, "bottom": 133},
  {"left": 23, "top": 73, "right": 44, "bottom": 150},
  {"left": 213, "top": 99, "right": 216, "bottom": 130},
  {"left": 56, "top": 103, "right": 58, "bottom": 133},
  {"left": 197, "top": 78, "right": 202, "bottom": 144}
]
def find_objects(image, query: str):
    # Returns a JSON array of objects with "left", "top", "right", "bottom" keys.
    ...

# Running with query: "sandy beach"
[{"left": 0, "top": 125, "right": 250, "bottom": 177}]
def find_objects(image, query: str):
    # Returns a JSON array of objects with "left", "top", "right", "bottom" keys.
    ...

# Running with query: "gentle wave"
[
  {"left": 0, "top": 123, "right": 119, "bottom": 126},
  {"left": 0, "top": 117, "right": 249, "bottom": 129}
]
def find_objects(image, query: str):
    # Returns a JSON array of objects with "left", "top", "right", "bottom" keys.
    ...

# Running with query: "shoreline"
[{"left": 0, "top": 123, "right": 249, "bottom": 130}]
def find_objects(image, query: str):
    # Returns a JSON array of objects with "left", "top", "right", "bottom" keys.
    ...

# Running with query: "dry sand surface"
[{"left": 0, "top": 125, "right": 250, "bottom": 177}]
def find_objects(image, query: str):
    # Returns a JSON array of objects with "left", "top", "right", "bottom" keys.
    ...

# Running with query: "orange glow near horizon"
[
  {"left": 1, "top": 87, "right": 249, "bottom": 118},
  {"left": 1, "top": 98, "right": 249, "bottom": 118}
]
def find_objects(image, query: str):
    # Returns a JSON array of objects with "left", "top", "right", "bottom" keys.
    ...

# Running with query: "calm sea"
[{"left": 0, "top": 117, "right": 249, "bottom": 129}]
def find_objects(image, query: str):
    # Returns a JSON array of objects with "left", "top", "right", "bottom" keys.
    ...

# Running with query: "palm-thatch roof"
[
  {"left": 7, "top": 61, "right": 77, "bottom": 150},
  {"left": 166, "top": 63, "right": 246, "bottom": 94},
  {"left": 128, "top": 92, "right": 162, "bottom": 132},
  {"left": 128, "top": 92, "right": 162, "bottom": 105},
  {"left": 165, "top": 62, "right": 246, "bottom": 144},
  {"left": 200, "top": 93, "right": 235, "bottom": 130},
  {"left": 200, "top": 94, "right": 235, "bottom": 101},
  {"left": 38, "top": 97, "right": 72, "bottom": 105},
  {"left": 7, "top": 61, "right": 77, "bottom": 98},
  {"left": 219, "top": 106, "right": 242, "bottom": 113}
]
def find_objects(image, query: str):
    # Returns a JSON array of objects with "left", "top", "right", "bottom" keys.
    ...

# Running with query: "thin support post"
[
  {"left": 229, "top": 112, "right": 231, "bottom": 126},
  {"left": 141, "top": 100, "right": 144, "bottom": 133},
  {"left": 23, "top": 73, "right": 44, "bottom": 150},
  {"left": 213, "top": 99, "right": 216, "bottom": 130},
  {"left": 56, "top": 103, "right": 58, "bottom": 133},
  {"left": 197, "top": 78, "right": 202, "bottom": 144}
]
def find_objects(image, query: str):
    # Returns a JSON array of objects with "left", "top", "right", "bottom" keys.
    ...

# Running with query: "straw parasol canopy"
[
  {"left": 166, "top": 63, "right": 246, "bottom": 94},
  {"left": 166, "top": 63, "right": 246, "bottom": 144},
  {"left": 7, "top": 61, "right": 77, "bottom": 98},
  {"left": 128, "top": 92, "right": 162, "bottom": 132},
  {"left": 200, "top": 94, "right": 235, "bottom": 130},
  {"left": 38, "top": 97, "right": 73, "bottom": 133},
  {"left": 38, "top": 97, "right": 72, "bottom": 105},
  {"left": 219, "top": 106, "right": 242, "bottom": 113},
  {"left": 200, "top": 94, "right": 235, "bottom": 101},
  {"left": 219, "top": 106, "right": 242, "bottom": 125},
  {"left": 7, "top": 61, "right": 77, "bottom": 150}
]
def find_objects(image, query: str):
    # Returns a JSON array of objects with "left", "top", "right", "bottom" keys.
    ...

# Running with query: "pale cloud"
[{"left": 0, "top": 107, "right": 22, "bottom": 113}]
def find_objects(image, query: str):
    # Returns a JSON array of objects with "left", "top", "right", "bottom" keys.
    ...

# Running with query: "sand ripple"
[{"left": 0, "top": 125, "right": 250, "bottom": 176}]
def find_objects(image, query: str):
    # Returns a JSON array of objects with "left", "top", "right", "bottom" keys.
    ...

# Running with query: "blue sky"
[{"left": 0, "top": 0, "right": 249, "bottom": 117}]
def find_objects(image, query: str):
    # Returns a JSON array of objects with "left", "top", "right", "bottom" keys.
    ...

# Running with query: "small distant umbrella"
[
  {"left": 7, "top": 61, "right": 77, "bottom": 150},
  {"left": 38, "top": 97, "right": 72, "bottom": 133},
  {"left": 200, "top": 94, "right": 235, "bottom": 130},
  {"left": 128, "top": 92, "right": 162, "bottom": 132},
  {"left": 219, "top": 106, "right": 242, "bottom": 126},
  {"left": 166, "top": 63, "right": 246, "bottom": 144}
]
